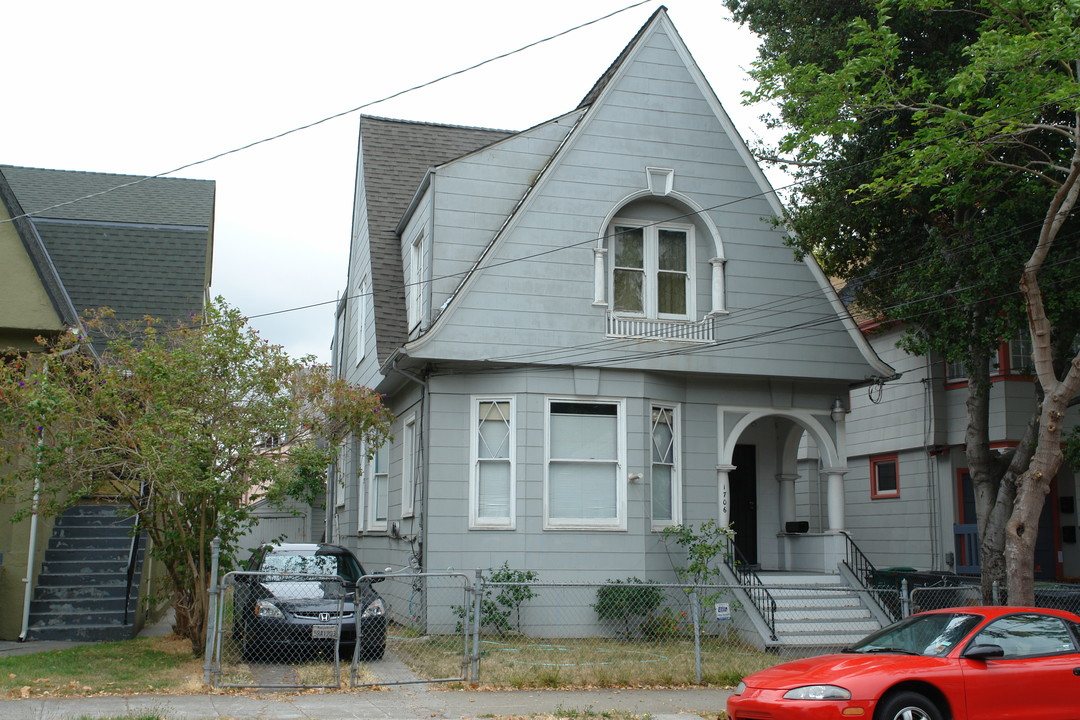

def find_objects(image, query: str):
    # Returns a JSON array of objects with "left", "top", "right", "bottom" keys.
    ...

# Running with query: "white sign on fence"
[{"left": 715, "top": 602, "right": 731, "bottom": 621}]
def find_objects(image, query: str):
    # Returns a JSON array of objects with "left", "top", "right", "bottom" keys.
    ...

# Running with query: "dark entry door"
[{"left": 729, "top": 444, "right": 758, "bottom": 565}]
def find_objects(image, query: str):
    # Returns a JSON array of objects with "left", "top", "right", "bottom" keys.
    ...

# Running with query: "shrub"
[{"left": 593, "top": 578, "right": 664, "bottom": 638}]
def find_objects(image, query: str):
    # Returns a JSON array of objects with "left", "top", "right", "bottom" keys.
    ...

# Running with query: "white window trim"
[
  {"left": 650, "top": 403, "right": 682, "bottom": 530},
  {"left": 368, "top": 443, "right": 389, "bottom": 531},
  {"left": 469, "top": 396, "right": 517, "bottom": 530},
  {"left": 407, "top": 231, "right": 424, "bottom": 332},
  {"left": 543, "top": 396, "right": 627, "bottom": 530},
  {"left": 402, "top": 414, "right": 416, "bottom": 518},
  {"left": 609, "top": 217, "right": 696, "bottom": 321},
  {"left": 355, "top": 275, "right": 367, "bottom": 366}
]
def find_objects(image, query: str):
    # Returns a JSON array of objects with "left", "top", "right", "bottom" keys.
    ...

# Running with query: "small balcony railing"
[{"left": 606, "top": 315, "right": 716, "bottom": 342}]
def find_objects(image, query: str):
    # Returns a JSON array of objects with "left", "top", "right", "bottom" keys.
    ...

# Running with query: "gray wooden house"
[{"left": 329, "top": 8, "right": 896, "bottom": 644}]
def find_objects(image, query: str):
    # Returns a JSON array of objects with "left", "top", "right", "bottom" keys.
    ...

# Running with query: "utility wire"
[{"left": 0, "top": 0, "right": 651, "bottom": 225}]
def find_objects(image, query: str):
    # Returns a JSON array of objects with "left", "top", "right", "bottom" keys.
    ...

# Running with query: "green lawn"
[{"left": 0, "top": 636, "right": 203, "bottom": 698}]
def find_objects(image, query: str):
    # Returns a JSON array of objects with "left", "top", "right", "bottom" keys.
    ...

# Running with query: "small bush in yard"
[{"left": 593, "top": 578, "right": 664, "bottom": 638}]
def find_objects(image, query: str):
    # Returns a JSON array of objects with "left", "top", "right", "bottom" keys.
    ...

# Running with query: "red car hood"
[{"left": 744, "top": 652, "right": 952, "bottom": 690}]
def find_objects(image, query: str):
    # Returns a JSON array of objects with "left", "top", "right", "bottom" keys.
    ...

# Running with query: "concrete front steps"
[
  {"left": 27, "top": 504, "right": 146, "bottom": 642},
  {"left": 758, "top": 571, "right": 883, "bottom": 649}
]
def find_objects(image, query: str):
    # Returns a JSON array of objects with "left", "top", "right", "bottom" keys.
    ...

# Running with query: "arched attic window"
[{"left": 593, "top": 176, "right": 726, "bottom": 341}]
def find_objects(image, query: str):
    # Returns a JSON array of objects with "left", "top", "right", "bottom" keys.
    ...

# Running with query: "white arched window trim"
[{"left": 593, "top": 188, "right": 727, "bottom": 326}]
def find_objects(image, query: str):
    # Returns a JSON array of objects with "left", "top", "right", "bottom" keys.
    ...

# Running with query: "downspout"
[
  {"left": 19, "top": 475, "right": 41, "bottom": 641},
  {"left": 391, "top": 358, "right": 429, "bottom": 573}
]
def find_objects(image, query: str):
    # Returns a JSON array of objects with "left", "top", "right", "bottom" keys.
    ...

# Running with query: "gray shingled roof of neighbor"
[
  {"left": 0, "top": 164, "right": 215, "bottom": 332},
  {"left": 0, "top": 165, "right": 215, "bottom": 226},
  {"left": 358, "top": 116, "right": 515, "bottom": 364}
]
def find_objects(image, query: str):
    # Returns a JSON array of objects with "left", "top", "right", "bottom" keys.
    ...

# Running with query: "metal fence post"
[
  {"left": 689, "top": 587, "right": 702, "bottom": 684},
  {"left": 900, "top": 578, "right": 911, "bottom": 617},
  {"left": 992, "top": 580, "right": 1001, "bottom": 605},
  {"left": 202, "top": 536, "right": 221, "bottom": 686},
  {"left": 470, "top": 569, "right": 483, "bottom": 683}
]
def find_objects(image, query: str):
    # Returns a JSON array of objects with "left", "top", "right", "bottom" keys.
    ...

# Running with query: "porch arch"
[{"left": 717, "top": 408, "right": 848, "bottom": 534}]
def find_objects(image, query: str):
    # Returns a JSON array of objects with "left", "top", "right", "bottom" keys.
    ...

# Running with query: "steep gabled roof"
[
  {"left": 358, "top": 116, "right": 514, "bottom": 364},
  {"left": 577, "top": 5, "right": 666, "bottom": 109},
  {"left": 0, "top": 164, "right": 215, "bottom": 332}
]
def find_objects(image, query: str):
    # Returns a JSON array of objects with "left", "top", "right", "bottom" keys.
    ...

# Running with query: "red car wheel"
[{"left": 875, "top": 691, "right": 943, "bottom": 720}]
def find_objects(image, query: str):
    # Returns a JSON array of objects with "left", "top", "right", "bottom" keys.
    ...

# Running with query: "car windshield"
[
  {"left": 260, "top": 551, "right": 364, "bottom": 583},
  {"left": 848, "top": 612, "right": 983, "bottom": 657}
]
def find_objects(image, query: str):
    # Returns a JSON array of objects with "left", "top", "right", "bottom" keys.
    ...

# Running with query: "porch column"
[
  {"left": 825, "top": 468, "right": 847, "bottom": 531},
  {"left": 717, "top": 464, "right": 734, "bottom": 526},
  {"left": 777, "top": 473, "right": 798, "bottom": 527}
]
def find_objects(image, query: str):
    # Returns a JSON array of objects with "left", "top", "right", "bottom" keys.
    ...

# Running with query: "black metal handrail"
[
  {"left": 723, "top": 538, "right": 777, "bottom": 640},
  {"left": 840, "top": 531, "right": 897, "bottom": 621}
]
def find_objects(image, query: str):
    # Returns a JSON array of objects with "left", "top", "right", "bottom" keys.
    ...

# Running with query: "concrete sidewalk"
[{"left": 0, "top": 686, "right": 732, "bottom": 719}]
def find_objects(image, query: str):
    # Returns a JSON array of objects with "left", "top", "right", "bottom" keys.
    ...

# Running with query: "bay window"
[
  {"left": 545, "top": 399, "right": 625, "bottom": 529},
  {"left": 471, "top": 397, "right": 515, "bottom": 528},
  {"left": 651, "top": 404, "right": 681, "bottom": 528}
]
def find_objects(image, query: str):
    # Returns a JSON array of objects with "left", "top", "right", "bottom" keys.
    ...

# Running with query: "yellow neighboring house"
[{"left": 0, "top": 164, "right": 214, "bottom": 641}]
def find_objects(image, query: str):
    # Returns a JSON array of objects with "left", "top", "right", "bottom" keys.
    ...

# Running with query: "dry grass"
[{"left": 393, "top": 634, "right": 774, "bottom": 689}]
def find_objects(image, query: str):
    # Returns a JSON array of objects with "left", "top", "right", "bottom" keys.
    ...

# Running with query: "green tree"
[
  {"left": 0, "top": 299, "right": 393, "bottom": 654},
  {"left": 725, "top": 0, "right": 1080, "bottom": 602}
]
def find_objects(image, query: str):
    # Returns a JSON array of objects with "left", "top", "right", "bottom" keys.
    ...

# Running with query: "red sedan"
[{"left": 726, "top": 605, "right": 1080, "bottom": 720}]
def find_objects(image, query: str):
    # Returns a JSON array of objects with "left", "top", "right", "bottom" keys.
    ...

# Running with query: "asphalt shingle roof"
[
  {"left": 359, "top": 116, "right": 514, "bottom": 364},
  {"left": 0, "top": 164, "right": 214, "bottom": 335},
  {"left": 0, "top": 165, "right": 214, "bottom": 226}
]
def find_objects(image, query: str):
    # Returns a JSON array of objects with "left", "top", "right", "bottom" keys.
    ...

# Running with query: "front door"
[{"left": 729, "top": 444, "right": 758, "bottom": 565}]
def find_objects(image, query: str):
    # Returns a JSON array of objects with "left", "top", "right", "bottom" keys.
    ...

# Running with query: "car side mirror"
[{"left": 963, "top": 643, "right": 1005, "bottom": 660}]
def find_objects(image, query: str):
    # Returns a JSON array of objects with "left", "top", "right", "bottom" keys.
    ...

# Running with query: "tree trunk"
[{"left": 1007, "top": 153, "right": 1080, "bottom": 602}]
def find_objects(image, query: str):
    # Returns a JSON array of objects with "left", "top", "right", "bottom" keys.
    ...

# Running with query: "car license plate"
[{"left": 312, "top": 624, "right": 338, "bottom": 639}]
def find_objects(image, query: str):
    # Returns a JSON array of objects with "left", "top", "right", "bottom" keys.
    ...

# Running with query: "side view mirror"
[{"left": 963, "top": 643, "right": 1005, "bottom": 660}]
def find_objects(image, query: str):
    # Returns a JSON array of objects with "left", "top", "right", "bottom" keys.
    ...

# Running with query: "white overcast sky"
[{"left": 3, "top": 0, "right": 779, "bottom": 363}]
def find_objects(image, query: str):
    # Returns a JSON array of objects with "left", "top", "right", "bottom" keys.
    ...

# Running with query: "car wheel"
[{"left": 876, "top": 691, "right": 943, "bottom": 720}]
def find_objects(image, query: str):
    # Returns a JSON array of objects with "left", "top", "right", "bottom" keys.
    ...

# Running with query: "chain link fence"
[
  {"left": 204, "top": 562, "right": 1080, "bottom": 689},
  {"left": 348, "top": 571, "right": 471, "bottom": 687}
]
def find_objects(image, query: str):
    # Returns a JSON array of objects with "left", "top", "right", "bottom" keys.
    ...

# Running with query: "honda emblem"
[{"left": 319, "top": 612, "right": 331, "bottom": 622}]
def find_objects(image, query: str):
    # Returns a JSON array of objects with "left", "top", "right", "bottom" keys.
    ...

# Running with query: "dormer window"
[{"left": 611, "top": 220, "right": 694, "bottom": 320}]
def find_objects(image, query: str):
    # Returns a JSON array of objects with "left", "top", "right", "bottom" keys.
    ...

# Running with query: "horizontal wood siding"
[{"left": 414, "top": 23, "right": 875, "bottom": 383}]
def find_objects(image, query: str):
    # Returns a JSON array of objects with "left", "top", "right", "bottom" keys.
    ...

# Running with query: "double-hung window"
[
  {"left": 545, "top": 399, "right": 625, "bottom": 529},
  {"left": 368, "top": 444, "right": 389, "bottom": 530},
  {"left": 651, "top": 404, "right": 681, "bottom": 528},
  {"left": 470, "top": 397, "right": 515, "bottom": 529},
  {"left": 611, "top": 220, "right": 693, "bottom": 320}
]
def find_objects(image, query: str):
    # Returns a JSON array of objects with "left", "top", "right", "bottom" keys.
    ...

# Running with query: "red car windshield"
[{"left": 848, "top": 612, "right": 982, "bottom": 657}]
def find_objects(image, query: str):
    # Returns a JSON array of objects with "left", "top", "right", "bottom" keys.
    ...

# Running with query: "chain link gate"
[
  {"left": 350, "top": 570, "right": 473, "bottom": 687},
  {"left": 211, "top": 571, "right": 350, "bottom": 688}
]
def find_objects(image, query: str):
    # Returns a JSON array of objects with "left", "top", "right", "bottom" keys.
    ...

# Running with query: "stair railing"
[
  {"left": 723, "top": 537, "right": 777, "bottom": 640},
  {"left": 840, "top": 531, "right": 897, "bottom": 621}
]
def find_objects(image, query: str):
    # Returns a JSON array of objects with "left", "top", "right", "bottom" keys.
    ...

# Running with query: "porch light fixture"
[{"left": 830, "top": 398, "right": 846, "bottom": 423}]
